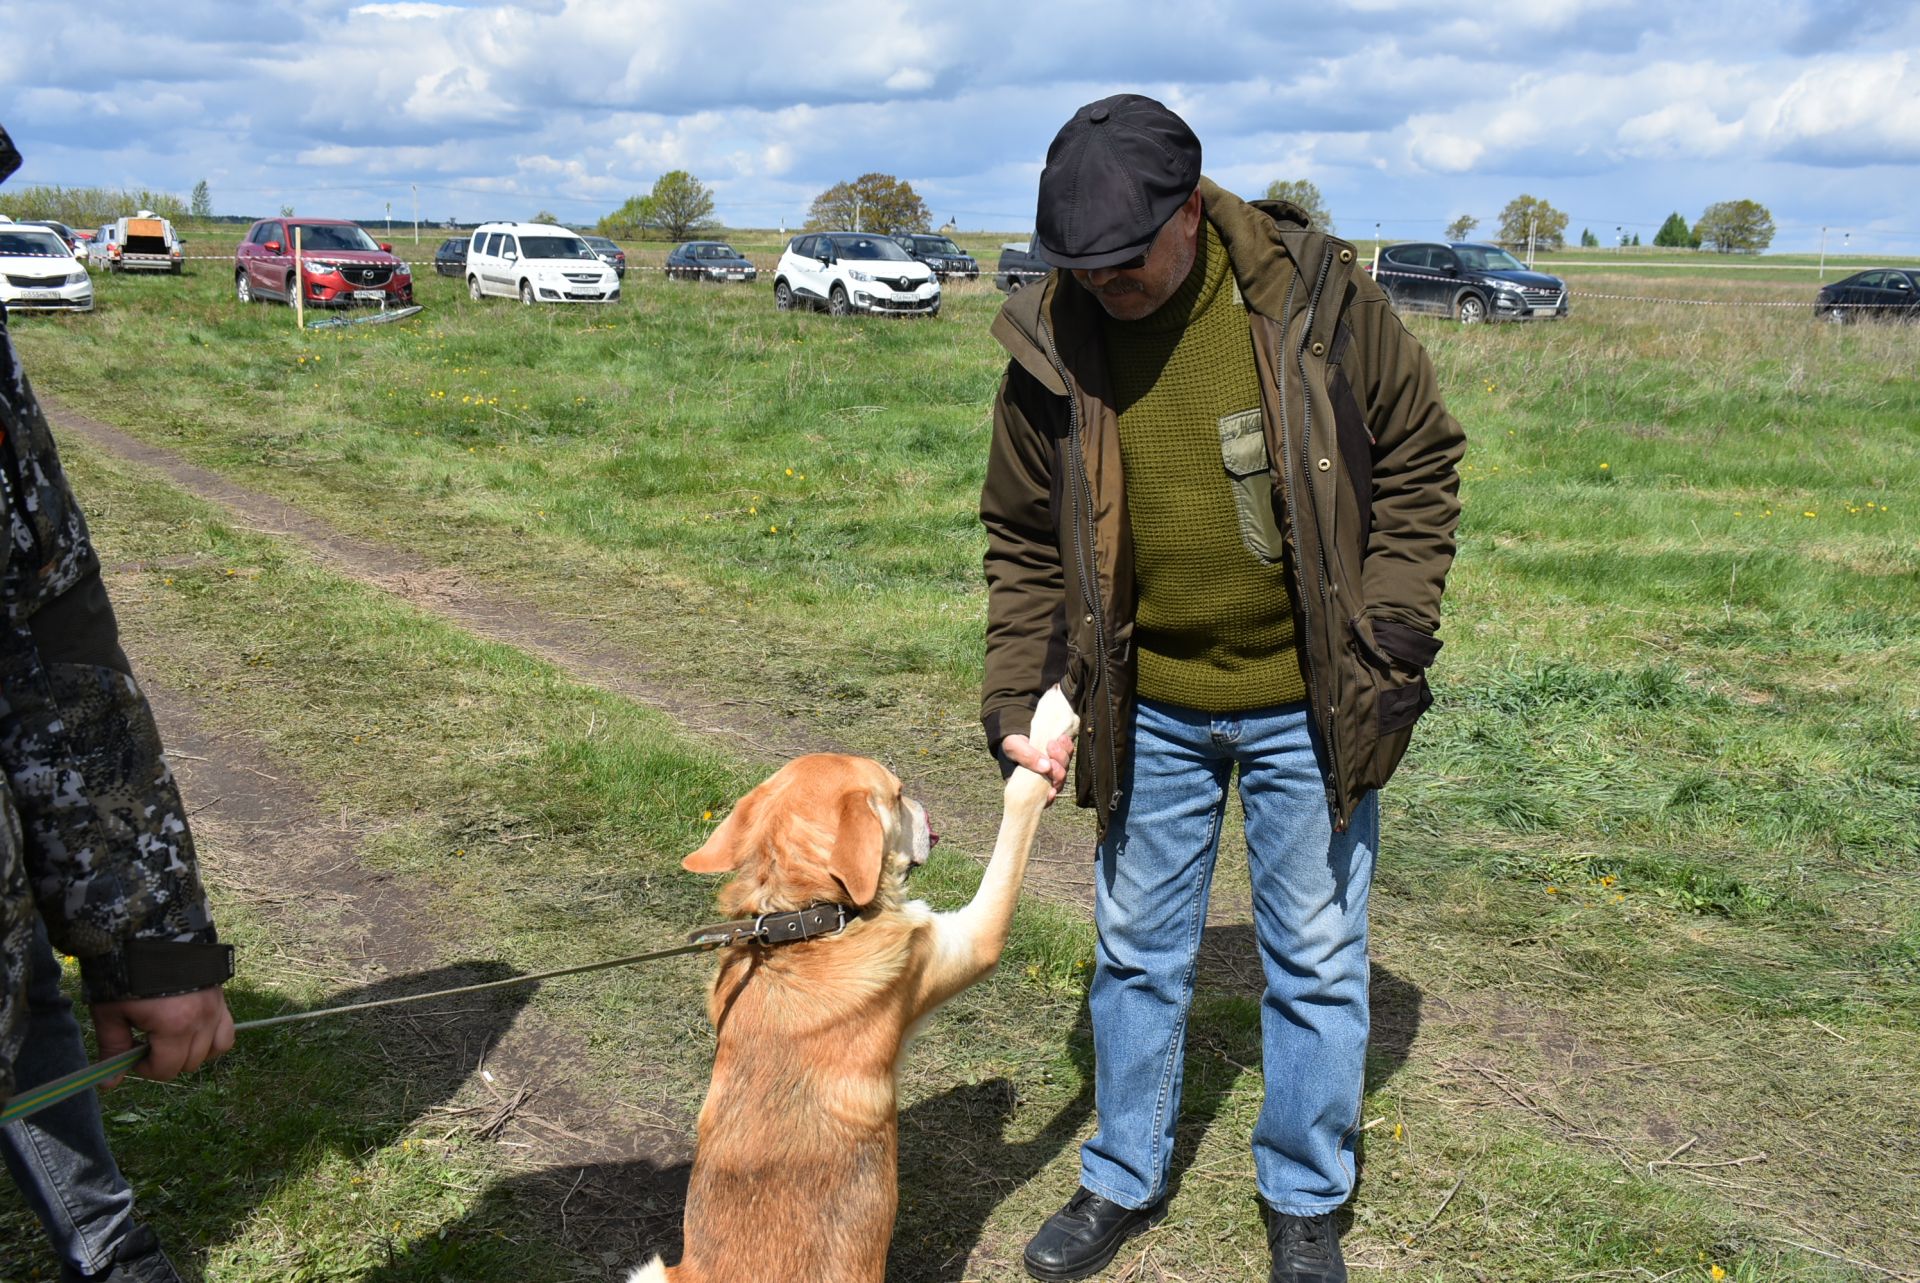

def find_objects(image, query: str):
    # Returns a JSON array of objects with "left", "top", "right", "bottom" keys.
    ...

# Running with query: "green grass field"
[{"left": 2, "top": 249, "right": 1915, "bottom": 1282}]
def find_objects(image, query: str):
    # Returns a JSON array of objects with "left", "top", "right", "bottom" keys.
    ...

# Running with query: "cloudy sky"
[{"left": 5, "top": 0, "right": 1917, "bottom": 254}]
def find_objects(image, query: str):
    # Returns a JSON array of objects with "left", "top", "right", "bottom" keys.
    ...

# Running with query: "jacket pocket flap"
[
  {"left": 1371, "top": 617, "right": 1442, "bottom": 670},
  {"left": 1217, "top": 408, "right": 1269, "bottom": 479}
]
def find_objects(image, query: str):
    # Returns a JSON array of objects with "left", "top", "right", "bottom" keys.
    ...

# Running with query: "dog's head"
[{"left": 684, "top": 754, "right": 932, "bottom": 917}]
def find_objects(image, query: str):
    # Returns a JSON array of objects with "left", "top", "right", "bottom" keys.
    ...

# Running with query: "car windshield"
[
  {"left": 916, "top": 237, "right": 963, "bottom": 255},
  {"left": 297, "top": 224, "right": 381, "bottom": 252},
  {"left": 695, "top": 244, "right": 739, "bottom": 259},
  {"left": 830, "top": 235, "right": 911, "bottom": 261},
  {"left": 1454, "top": 245, "right": 1527, "bottom": 272},
  {"left": 519, "top": 236, "right": 596, "bottom": 261},
  {"left": 0, "top": 229, "right": 72, "bottom": 257}
]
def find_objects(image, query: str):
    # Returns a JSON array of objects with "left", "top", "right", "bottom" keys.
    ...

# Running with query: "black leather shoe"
[
  {"left": 62, "top": 1226, "right": 184, "bottom": 1283},
  {"left": 1023, "top": 1187, "right": 1166, "bottom": 1281},
  {"left": 1267, "top": 1211, "right": 1346, "bottom": 1283}
]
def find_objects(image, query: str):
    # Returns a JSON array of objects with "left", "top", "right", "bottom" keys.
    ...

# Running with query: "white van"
[{"left": 464, "top": 222, "right": 618, "bottom": 304}]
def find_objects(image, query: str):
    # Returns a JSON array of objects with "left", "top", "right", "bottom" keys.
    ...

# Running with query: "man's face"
[{"left": 1069, "top": 189, "right": 1203, "bottom": 321}]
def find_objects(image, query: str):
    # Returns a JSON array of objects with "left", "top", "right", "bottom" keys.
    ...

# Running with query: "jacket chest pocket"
[{"left": 1218, "top": 408, "right": 1285, "bottom": 564}]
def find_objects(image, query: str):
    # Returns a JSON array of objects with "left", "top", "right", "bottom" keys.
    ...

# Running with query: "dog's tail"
[{"left": 625, "top": 1258, "right": 670, "bottom": 1283}]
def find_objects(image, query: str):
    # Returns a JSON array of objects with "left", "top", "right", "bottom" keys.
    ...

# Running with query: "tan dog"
[{"left": 629, "top": 688, "right": 1078, "bottom": 1283}]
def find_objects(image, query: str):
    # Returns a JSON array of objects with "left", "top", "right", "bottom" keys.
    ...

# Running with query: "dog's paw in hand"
[{"left": 1027, "top": 686, "right": 1080, "bottom": 762}]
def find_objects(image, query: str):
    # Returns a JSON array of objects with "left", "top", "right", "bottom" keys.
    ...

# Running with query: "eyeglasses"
[{"left": 1107, "top": 250, "right": 1149, "bottom": 272}]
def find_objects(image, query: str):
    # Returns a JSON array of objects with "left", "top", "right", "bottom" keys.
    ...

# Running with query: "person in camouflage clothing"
[{"left": 1, "top": 122, "right": 234, "bottom": 1283}]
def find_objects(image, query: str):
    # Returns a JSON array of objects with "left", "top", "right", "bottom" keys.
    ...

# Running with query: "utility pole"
[
  {"left": 412, "top": 183, "right": 419, "bottom": 244},
  {"left": 854, "top": 197, "right": 862, "bottom": 232},
  {"left": 1373, "top": 221, "right": 1381, "bottom": 274},
  {"left": 1818, "top": 226, "right": 1827, "bottom": 280},
  {"left": 1527, "top": 215, "right": 1537, "bottom": 269},
  {"left": 385, "top": 201, "right": 391, "bottom": 237}
]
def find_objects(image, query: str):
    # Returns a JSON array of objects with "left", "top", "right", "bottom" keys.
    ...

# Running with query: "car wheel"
[
  {"left": 235, "top": 271, "right": 253, "bottom": 304},
  {"left": 520, "top": 280, "right": 537, "bottom": 306},
  {"left": 1824, "top": 306, "right": 1848, "bottom": 326},
  {"left": 468, "top": 275, "right": 484, "bottom": 301},
  {"left": 1005, "top": 275, "right": 1024, "bottom": 293},
  {"left": 774, "top": 279, "right": 794, "bottom": 311},
  {"left": 1455, "top": 293, "right": 1487, "bottom": 325},
  {"left": 828, "top": 285, "right": 852, "bottom": 316},
  {"left": 285, "top": 274, "right": 300, "bottom": 306}
]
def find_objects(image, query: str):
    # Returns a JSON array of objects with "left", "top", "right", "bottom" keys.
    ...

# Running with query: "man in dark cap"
[
  {"left": 979, "top": 95, "right": 1464, "bottom": 1281},
  {"left": 0, "top": 120, "right": 235, "bottom": 1283}
]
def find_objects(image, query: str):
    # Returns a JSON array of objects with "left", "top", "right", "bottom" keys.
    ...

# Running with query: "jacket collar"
[{"left": 990, "top": 177, "right": 1360, "bottom": 392}]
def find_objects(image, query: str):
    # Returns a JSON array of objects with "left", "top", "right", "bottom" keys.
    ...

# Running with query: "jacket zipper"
[
  {"left": 1272, "top": 248, "right": 1347, "bottom": 825},
  {"left": 1041, "top": 314, "right": 1122, "bottom": 816}
]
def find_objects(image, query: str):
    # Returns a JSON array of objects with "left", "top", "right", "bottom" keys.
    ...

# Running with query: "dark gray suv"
[{"left": 1373, "top": 242, "right": 1568, "bottom": 323}]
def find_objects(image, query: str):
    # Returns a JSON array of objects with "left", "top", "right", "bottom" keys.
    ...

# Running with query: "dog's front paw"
[{"left": 1027, "top": 686, "right": 1080, "bottom": 753}]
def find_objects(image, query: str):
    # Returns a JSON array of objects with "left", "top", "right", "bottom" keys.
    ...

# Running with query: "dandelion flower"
[
  {"left": 703, "top": 810, "right": 713, "bottom": 821},
  {"left": 1711, "top": 1267, "right": 1726, "bottom": 1281},
  {"left": 1600, "top": 462, "right": 1610, "bottom": 470}
]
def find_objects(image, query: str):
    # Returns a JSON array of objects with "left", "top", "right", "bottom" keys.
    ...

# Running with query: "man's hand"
[
  {"left": 91, "top": 987, "right": 235, "bottom": 1089},
  {"left": 1000, "top": 727, "right": 1076, "bottom": 804}
]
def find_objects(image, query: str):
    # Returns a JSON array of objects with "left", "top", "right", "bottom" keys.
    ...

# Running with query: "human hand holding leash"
[{"left": 91, "top": 988, "right": 236, "bottom": 1089}]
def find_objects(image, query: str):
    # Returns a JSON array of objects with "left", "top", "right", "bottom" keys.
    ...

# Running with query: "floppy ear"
[
  {"left": 684, "top": 793, "right": 756, "bottom": 874},
  {"left": 826, "top": 790, "right": 885, "bottom": 907}
]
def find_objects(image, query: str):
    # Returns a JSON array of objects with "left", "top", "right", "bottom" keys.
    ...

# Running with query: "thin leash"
[{"left": 1, "top": 905, "right": 848, "bottom": 1127}]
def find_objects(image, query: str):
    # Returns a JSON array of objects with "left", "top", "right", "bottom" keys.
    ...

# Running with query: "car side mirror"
[
  {"left": 265, "top": 240, "right": 282, "bottom": 253},
  {"left": 379, "top": 242, "right": 392, "bottom": 252},
  {"left": 1444, "top": 263, "right": 1459, "bottom": 276},
  {"left": 504, "top": 251, "right": 518, "bottom": 262}
]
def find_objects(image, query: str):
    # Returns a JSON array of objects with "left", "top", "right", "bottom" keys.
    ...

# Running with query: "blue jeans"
[
  {"left": 2, "top": 918, "right": 137, "bottom": 1278},
  {"left": 1080, "top": 698, "right": 1378, "bottom": 1217}
]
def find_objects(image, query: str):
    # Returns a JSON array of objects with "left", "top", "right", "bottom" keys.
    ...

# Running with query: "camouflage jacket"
[{"left": 0, "top": 302, "right": 215, "bottom": 1095}]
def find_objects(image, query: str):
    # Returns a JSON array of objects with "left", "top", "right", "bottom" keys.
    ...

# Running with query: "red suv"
[{"left": 234, "top": 218, "right": 414, "bottom": 308}]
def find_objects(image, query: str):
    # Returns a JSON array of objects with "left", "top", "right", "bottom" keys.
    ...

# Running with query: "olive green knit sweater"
[{"left": 1104, "top": 220, "right": 1306, "bottom": 712}]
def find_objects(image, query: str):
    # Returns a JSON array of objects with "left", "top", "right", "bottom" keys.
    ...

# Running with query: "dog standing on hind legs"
[{"left": 628, "top": 687, "right": 1079, "bottom": 1283}]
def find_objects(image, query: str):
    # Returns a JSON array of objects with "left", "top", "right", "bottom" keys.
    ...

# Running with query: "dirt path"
[
  {"left": 49, "top": 400, "right": 1105, "bottom": 907},
  {"left": 145, "top": 680, "right": 699, "bottom": 1271}
]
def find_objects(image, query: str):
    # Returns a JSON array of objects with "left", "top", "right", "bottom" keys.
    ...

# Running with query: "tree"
[
  {"left": 1496, "top": 195, "right": 1568, "bottom": 251},
  {"left": 1631, "top": 233, "right": 1641, "bottom": 247},
  {"left": 1580, "top": 228, "right": 1598, "bottom": 247},
  {"left": 1653, "top": 211, "right": 1698, "bottom": 248},
  {"left": 190, "top": 180, "right": 212, "bottom": 219},
  {"left": 280, "top": 204, "right": 295, "bottom": 217},
  {"left": 805, "top": 173, "right": 929, "bottom": 235},
  {"left": 1264, "top": 179, "right": 1333, "bottom": 233},
  {"left": 532, "top": 209, "right": 559, "bottom": 225},
  {"left": 598, "top": 171, "right": 718, "bottom": 241},
  {"left": 643, "top": 171, "right": 717, "bottom": 241},
  {"left": 1445, "top": 214, "right": 1479, "bottom": 242},
  {"left": 1694, "top": 200, "right": 1774, "bottom": 253}
]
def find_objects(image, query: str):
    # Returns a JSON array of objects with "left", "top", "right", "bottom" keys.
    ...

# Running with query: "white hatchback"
[
  {"left": 773, "top": 232, "right": 939, "bottom": 317},
  {"left": 0, "top": 220, "right": 93, "bottom": 312},
  {"left": 465, "top": 222, "right": 619, "bottom": 304}
]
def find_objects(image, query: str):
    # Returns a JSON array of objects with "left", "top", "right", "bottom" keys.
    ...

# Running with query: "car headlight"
[
  {"left": 67, "top": 270, "right": 89, "bottom": 286},
  {"left": 393, "top": 263, "right": 411, "bottom": 277},
  {"left": 304, "top": 260, "right": 337, "bottom": 277},
  {"left": 847, "top": 268, "right": 875, "bottom": 282}
]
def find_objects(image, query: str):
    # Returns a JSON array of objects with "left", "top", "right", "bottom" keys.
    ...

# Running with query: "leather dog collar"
[{"left": 687, "top": 903, "right": 850, "bottom": 949}]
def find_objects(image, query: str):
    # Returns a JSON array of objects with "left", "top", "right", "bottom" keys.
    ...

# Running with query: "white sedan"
[{"left": 0, "top": 221, "right": 94, "bottom": 312}]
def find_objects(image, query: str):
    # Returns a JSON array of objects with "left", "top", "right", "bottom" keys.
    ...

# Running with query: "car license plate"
[
  {"left": 352, "top": 289, "right": 386, "bottom": 301},
  {"left": 22, "top": 289, "right": 60, "bottom": 300}
]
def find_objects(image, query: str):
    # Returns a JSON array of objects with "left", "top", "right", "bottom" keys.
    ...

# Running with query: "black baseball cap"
[{"left": 1034, "top": 94, "right": 1201, "bottom": 270}]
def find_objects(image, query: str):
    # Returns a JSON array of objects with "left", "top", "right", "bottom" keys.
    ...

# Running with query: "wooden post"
[{"left": 293, "top": 226, "right": 305, "bottom": 330}]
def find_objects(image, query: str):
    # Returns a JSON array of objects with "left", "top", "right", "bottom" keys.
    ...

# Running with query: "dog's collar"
[{"left": 686, "top": 902, "right": 851, "bottom": 949}]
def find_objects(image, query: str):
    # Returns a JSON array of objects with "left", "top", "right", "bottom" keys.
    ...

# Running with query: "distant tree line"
[{"left": 0, "top": 184, "right": 189, "bottom": 227}]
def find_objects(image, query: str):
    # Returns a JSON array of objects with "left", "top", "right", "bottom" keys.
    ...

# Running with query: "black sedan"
[
  {"left": 432, "top": 236, "right": 470, "bottom": 277},
  {"left": 1373, "top": 242, "right": 1568, "bottom": 323},
  {"left": 581, "top": 235, "right": 627, "bottom": 278},
  {"left": 1816, "top": 268, "right": 1918, "bottom": 323},
  {"left": 665, "top": 240, "right": 756, "bottom": 282}
]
